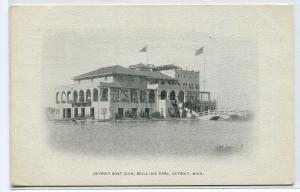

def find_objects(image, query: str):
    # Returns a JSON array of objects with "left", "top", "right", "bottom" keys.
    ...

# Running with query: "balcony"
[{"left": 72, "top": 101, "right": 92, "bottom": 107}]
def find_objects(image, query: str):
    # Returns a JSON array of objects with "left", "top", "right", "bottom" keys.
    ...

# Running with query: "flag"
[
  {"left": 195, "top": 46, "right": 204, "bottom": 56},
  {"left": 138, "top": 45, "right": 148, "bottom": 53}
]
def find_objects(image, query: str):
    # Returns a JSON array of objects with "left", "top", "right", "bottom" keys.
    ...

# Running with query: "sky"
[{"left": 42, "top": 6, "right": 259, "bottom": 110}]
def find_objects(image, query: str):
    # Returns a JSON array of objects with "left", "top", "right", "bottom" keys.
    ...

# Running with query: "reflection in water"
[{"left": 47, "top": 120, "right": 252, "bottom": 156}]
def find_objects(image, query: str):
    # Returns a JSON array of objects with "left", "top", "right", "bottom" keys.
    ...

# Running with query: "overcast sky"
[{"left": 42, "top": 6, "right": 259, "bottom": 110}]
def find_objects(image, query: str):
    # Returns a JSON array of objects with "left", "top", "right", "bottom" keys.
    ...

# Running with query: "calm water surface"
[{"left": 47, "top": 120, "right": 252, "bottom": 156}]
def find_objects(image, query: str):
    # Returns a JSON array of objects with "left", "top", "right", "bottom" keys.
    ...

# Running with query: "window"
[
  {"left": 117, "top": 108, "right": 123, "bottom": 116},
  {"left": 61, "top": 92, "right": 66, "bottom": 103},
  {"left": 149, "top": 90, "right": 155, "bottom": 103},
  {"left": 79, "top": 90, "right": 84, "bottom": 102},
  {"left": 67, "top": 91, "right": 72, "bottom": 103},
  {"left": 170, "top": 91, "right": 176, "bottom": 100},
  {"left": 100, "top": 88, "right": 108, "bottom": 101},
  {"left": 160, "top": 90, "right": 167, "bottom": 100},
  {"left": 139, "top": 90, "right": 146, "bottom": 103},
  {"left": 73, "top": 91, "right": 78, "bottom": 103},
  {"left": 56, "top": 92, "right": 60, "bottom": 104},
  {"left": 74, "top": 108, "right": 78, "bottom": 117},
  {"left": 93, "top": 88, "right": 98, "bottom": 102},
  {"left": 111, "top": 88, "right": 120, "bottom": 102},
  {"left": 81, "top": 108, "right": 85, "bottom": 117},
  {"left": 86, "top": 89, "right": 91, "bottom": 102},
  {"left": 90, "top": 108, "right": 94, "bottom": 118},
  {"left": 130, "top": 89, "right": 138, "bottom": 103},
  {"left": 178, "top": 91, "right": 184, "bottom": 103},
  {"left": 132, "top": 108, "right": 137, "bottom": 116},
  {"left": 120, "top": 88, "right": 130, "bottom": 102}
]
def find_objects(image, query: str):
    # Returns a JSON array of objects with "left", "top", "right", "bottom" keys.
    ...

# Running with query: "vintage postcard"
[{"left": 11, "top": 5, "right": 293, "bottom": 186}]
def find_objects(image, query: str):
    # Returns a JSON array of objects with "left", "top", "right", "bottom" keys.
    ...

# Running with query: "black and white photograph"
[{"left": 10, "top": 5, "right": 293, "bottom": 187}]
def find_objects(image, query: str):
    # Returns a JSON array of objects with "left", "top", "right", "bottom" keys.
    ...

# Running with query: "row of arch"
[
  {"left": 56, "top": 89, "right": 185, "bottom": 104},
  {"left": 56, "top": 89, "right": 99, "bottom": 104}
]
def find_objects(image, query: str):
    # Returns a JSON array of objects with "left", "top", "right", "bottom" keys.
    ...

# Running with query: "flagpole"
[
  {"left": 203, "top": 47, "right": 206, "bottom": 91},
  {"left": 146, "top": 50, "right": 149, "bottom": 66}
]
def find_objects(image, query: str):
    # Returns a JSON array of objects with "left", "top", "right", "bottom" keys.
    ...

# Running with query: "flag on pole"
[
  {"left": 195, "top": 46, "right": 204, "bottom": 56},
  {"left": 138, "top": 45, "right": 148, "bottom": 53}
]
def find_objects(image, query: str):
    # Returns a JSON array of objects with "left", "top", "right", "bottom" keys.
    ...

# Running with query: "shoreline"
[{"left": 47, "top": 117, "right": 200, "bottom": 123}]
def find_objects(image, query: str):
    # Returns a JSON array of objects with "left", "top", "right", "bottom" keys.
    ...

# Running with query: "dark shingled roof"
[
  {"left": 73, "top": 65, "right": 175, "bottom": 80},
  {"left": 152, "top": 64, "right": 181, "bottom": 71}
]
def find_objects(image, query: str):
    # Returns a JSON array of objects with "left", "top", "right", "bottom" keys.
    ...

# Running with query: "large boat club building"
[{"left": 53, "top": 64, "right": 212, "bottom": 120}]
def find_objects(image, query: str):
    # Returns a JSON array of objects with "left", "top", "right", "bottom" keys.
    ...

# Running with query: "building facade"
[{"left": 53, "top": 64, "right": 212, "bottom": 120}]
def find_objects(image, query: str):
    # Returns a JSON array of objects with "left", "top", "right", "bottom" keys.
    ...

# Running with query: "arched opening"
[
  {"left": 73, "top": 91, "right": 78, "bottom": 103},
  {"left": 160, "top": 90, "right": 167, "bottom": 100},
  {"left": 93, "top": 88, "right": 98, "bottom": 102},
  {"left": 61, "top": 91, "right": 66, "bottom": 103},
  {"left": 79, "top": 90, "right": 84, "bottom": 103},
  {"left": 67, "top": 91, "right": 72, "bottom": 103},
  {"left": 149, "top": 90, "right": 155, "bottom": 103},
  {"left": 178, "top": 91, "right": 184, "bottom": 103},
  {"left": 56, "top": 92, "right": 60, "bottom": 104},
  {"left": 86, "top": 89, "right": 91, "bottom": 102},
  {"left": 170, "top": 90, "right": 176, "bottom": 100}
]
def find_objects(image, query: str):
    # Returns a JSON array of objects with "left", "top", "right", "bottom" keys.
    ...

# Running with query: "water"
[{"left": 47, "top": 119, "right": 252, "bottom": 156}]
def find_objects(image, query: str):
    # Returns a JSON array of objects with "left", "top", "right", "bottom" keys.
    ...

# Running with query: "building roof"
[
  {"left": 73, "top": 65, "right": 175, "bottom": 80},
  {"left": 152, "top": 64, "right": 182, "bottom": 71},
  {"left": 129, "top": 63, "right": 155, "bottom": 71}
]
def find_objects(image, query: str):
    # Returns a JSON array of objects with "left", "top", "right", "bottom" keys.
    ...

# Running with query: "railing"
[
  {"left": 198, "top": 110, "right": 252, "bottom": 117},
  {"left": 72, "top": 101, "right": 92, "bottom": 107},
  {"left": 198, "top": 110, "right": 229, "bottom": 116}
]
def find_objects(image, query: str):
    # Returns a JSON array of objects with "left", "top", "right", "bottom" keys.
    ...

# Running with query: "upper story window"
[
  {"left": 61, "top": 92, "right": 66, "bottom": 103},
  {"left": 86, "top": 89, "right": 91, "bottom": 102},
  {"left": 56, "top": 92, "right": 60, "bottom": 104},
  {"left": 100, "top": 87, "right": 108, "bottom": 101},
  {"left": 67, "top": 91, "right": 72, "bottom": 103},
  {"left": 110, "top": 88, "right": 119, "bottom": 102},
  {"left": 93, "top": 89, "right": 98, "bottom": 102},
  {"left": 79, "top": 90, "right": 84, "bottom": 102},
  {"left": 130, "top": 89, "right": 138, "bottom": 103}
]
